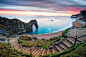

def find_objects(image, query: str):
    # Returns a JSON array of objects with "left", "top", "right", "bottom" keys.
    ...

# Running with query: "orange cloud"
[{"left": 0, "top": 9, "right": 72, "bottom": 16}]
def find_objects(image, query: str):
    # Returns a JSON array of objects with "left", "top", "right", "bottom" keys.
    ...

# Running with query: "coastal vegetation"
[
  {"left": 18, "top": 35, "right": 64, "bottom": 48},
  {"left": 49, "top": 28, "right": 70, "bottom": 45},
  {"left": 82, "top": 25, "right": 86, "bottom": 28},
  {"left": 18, "top": 35, "right": 52, "bottom": 48},
  {"left": 0, "top": 42, "right": 34, "bottom": 57},
  {"left": 49, "top": 35, "right": 63, "bottom": 45},
  {"left": 61, "top": 42, "right": 86, "bottom": 57},
  {"left": 40, "top": 42, "right": 86, "bottom": 57},
  {"left": 62, "top": 28, "right": 70, "bottom": 38},
  {"left": 0, "top": 10, "right": 86, "bottom": 57},
  {"left": 18, "top": 28, "right": 70, "bottom": 48}
]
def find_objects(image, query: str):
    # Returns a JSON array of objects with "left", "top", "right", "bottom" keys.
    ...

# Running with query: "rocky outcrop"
[
  {"left": 0, "top": 16, "right": 38, "bottom": 35},
  {"left": 78, "top": 10, "right": 86, "bottom": 22},
  {"left": 71, "top": 14, "right": 79, "bottom": 18},
  {"left": 80, "top": 10, "right": 86, "bottom": 18},
  {"left": 73, "top": 19, "right": 84, "bottom": 27},
  {"left": 72, "top": 10, "right": 86, "bottom": 27},
  {"left": 26, "top": 20, "right": 38, "bottom": 33},
  {"left": 0, "top": 24, "right": 10, "bottom": 35}
]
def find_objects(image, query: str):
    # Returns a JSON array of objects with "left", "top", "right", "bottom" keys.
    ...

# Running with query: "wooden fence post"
[{"left": 74, "top": 36, "right": 77, "bottom": 46}]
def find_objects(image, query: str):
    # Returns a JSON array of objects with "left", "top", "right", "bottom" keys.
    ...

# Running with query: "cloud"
[{"left": 0, "top": 0, "right": 86, "bottom": 15}]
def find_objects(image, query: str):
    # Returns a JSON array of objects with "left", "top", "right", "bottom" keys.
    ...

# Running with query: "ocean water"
[
  {"left": 27, "top": 16, "right": 76, "bottom": 35},
  {"left": 0, "top": 15, "right": 76, "bottom": 35}
]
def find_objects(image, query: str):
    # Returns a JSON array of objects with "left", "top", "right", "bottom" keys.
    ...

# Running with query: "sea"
[{"left": 0, "top": 15, "right": 76, "bottom": 35}]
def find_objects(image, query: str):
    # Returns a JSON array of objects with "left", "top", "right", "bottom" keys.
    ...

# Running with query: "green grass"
[
  {"left": 82, "top": 25, "right": 86, "bottom": 28},
  {"left": 61, "top": 42, "right": 86, "bottom": 57},
  {"left": 18, "top": 35, "right": 52, "bottom": 48},
  {"left": 62, "top": 28, "right": 70, "bottom": 38},
  {"left": 40, "top": 42, "right": 86, "bottom": 57},
  {"left": 18, "top": 38, "right": 51, "bottom": 48},
  {"left": 18, "top": 35, "right": 63, "bottom": 48},
  {"left": 0, "top": 42, "right": 34, "bottom": 57}
]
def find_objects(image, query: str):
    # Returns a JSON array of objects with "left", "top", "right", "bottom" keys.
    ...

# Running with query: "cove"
[{"left": 27, "top": 16, "right": 76, "bottom": 35}]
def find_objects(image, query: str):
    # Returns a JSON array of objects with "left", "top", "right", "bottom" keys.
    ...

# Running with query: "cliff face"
[
  {"left": 71, "top": 14, "right": 79, "bottom": 18},
  {"left": 0, "top": 16, "right": 38, "bottom": 35},
  {"left": 73, "top": 19, "right": 84, "bottom": 27},
  {"left": 72, "top": 10, "right": 86, "bottom": 27},
  {"left": 80, "top": 10, "right": 86, "bottom": 18}
]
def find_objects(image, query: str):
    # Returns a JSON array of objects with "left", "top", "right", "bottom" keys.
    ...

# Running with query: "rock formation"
[
  {"left": 78, "top": 10, "right": 86, "bottom": 23},
  {"left": 73, "top": 19, "right": 84, "bottom": 27},
  {"left": 0, "top": 16, "right": 38, "bottom": 35},
  {"left": 26, "top": 20, "right": 38, "bottom": 33},
  {"left": 72, "top": 10, "right": 86, "bottom": 27},
  {"left": 71, "top": 14, "right": 79, "bottom": 18}
]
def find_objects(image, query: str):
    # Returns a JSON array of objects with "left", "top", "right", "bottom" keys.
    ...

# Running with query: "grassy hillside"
[
  {"left": 61, "top": 42, "right": 86, "bottom": 57},
  {"left": 0, "top": 42, "right": 34, "bottom": 57},
  {"left": 18, "top": 35, "right": 52, "bottom": 48},
  {"left": 40, "top": 42, "right": 86, "bottom": 57}
]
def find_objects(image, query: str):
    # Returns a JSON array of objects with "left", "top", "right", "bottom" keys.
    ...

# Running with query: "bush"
[
  {"left": 17, "top": 51, "right": 22, "bottom": 54},
  {"left": 57, "top": 36, "right": 62, "bottom": 41},
  {"left": 62, "top": 28, "right": 70, "bottom": 38},
  {"left": 42, "top": 38, "right": 45, "bottom": 40},
  {"left": 17, "top": 39, "right": 22, "bottom": 43},
  {"left": 82, "top": 25, "right": 86, "bottom": 28},
  {"left": 19, "top": 35, "right": 34, "bottom": 41}
]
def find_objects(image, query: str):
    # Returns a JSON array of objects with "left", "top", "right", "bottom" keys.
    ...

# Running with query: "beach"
[{"left": 28, "top": 31, "right": 63, "bottom": 39}]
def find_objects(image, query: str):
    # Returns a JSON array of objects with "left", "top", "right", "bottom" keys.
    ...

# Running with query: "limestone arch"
[{"left": 26, "top": 19, "right": 38, "bottom": 33}]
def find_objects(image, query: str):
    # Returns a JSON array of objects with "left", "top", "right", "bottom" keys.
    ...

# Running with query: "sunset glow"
[
  {"left": 0, "top": 0, "right": 86, "bottom": 16},
  {"left": 0, "top": 9, "right": 72, "bottom": 16}
]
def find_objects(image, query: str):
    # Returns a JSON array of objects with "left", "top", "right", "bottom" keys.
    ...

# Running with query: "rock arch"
[{"left": 26, "top": 19, "right": 38, "bottom": 33}]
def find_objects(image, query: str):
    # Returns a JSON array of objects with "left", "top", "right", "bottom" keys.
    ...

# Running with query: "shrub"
[
  {"left": 17, "top": 51, "right": 22, "bottom": 54},
  {"left": 19, "top": 35, "right": 32, "bottom": 41},
  {"left": 17, "top": 39, "right": 22, "bottom": 43},
  {"left": 82, "top": 25, "right": 86, "bottom": 28},
  {"left": 42, "top": 38, "right": 45, "bottom": 40},
  {"left": 57, "top": 36, "right": 62, "bottom": 41},
  {"left": 62, "top": 28, "right": 70, "bottom": 38}
]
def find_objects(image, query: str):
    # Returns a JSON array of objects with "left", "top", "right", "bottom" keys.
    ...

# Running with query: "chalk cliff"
[
  {"left": 0, "top": 16, "right": 38, "bottom": 35},
  {"left": 72, "top": 10, "right": 86, "bottom": 27}
]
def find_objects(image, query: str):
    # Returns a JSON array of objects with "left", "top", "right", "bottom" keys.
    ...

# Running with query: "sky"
[{"left": 0, "top": 0, "right": 86, "bottom": 16}]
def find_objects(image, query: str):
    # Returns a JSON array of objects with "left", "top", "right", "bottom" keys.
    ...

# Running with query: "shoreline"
[
  {"left": 27, "top": 30, "right": 64, "bottom": 39},
  {"left": 23, "top": 18, "right": 76, "bottom": 39},
  {"left": 26, "top": 19, "right": 75, "bottom": 39}
]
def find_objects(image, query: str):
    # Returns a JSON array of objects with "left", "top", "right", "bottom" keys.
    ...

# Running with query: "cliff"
[
  {"left": 71, "top": 14, "right": 79, "bottom": 18},
  {"left": 72, "top": 10, "right": 86, "bottom": 27},
  {"left": 0, "top": 16, "right": 38, "bottom": 35},
  {"left": 73, "top": 19, "right": 84, "bottom": 27}
]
